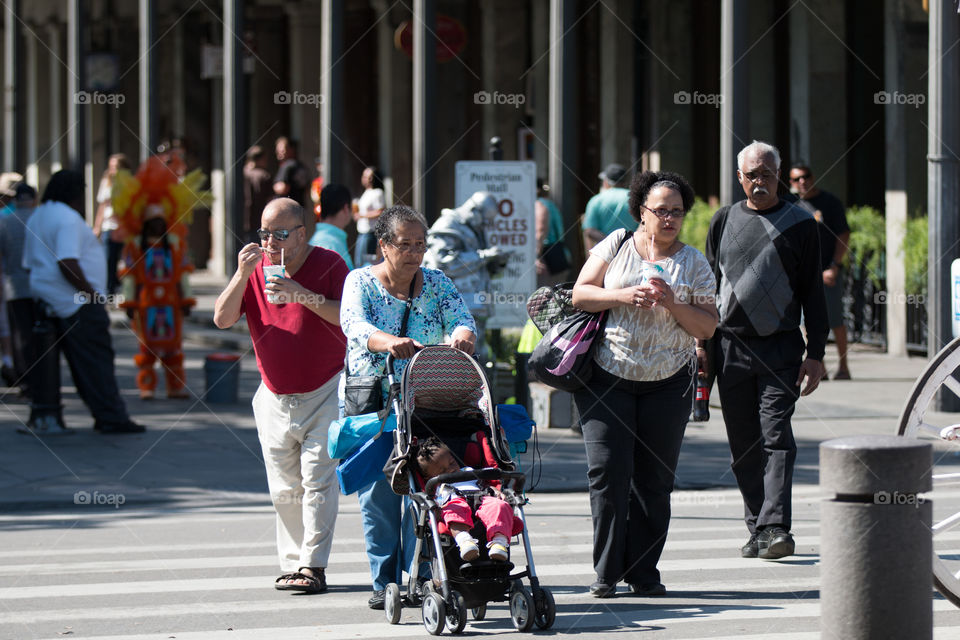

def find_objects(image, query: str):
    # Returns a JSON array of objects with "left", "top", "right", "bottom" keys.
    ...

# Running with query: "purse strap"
[{"left": 345, "top": 270, "right": 418, "bottom": 377}]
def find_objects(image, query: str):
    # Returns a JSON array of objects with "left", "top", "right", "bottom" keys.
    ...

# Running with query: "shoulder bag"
[
  {"left": 526, "top": 232, "right": 633, "bottom": 392},
  {"left": 342, "top": 275, "right": 416, "bottom": 417}
]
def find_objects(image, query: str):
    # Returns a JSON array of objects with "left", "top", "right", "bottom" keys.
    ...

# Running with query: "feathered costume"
[{"left": 112, "top": 156, "right": 212, "bottom": 399}]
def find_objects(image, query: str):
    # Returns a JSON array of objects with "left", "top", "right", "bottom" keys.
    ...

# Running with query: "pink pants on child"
[{"left": 442, "top": 496, "right": 514, "bottom": 541}]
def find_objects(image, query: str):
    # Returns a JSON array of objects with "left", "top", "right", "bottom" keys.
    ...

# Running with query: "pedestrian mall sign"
[{"left": 455, "top": 161, "right": 536, "bottom": 329}]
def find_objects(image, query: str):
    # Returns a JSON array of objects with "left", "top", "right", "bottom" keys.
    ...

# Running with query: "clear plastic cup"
[
  {"left": 641, "top": 260, "right": 667, "bottom": 284},
  {"left": 263, "top": 264, "right": 286, "bottom": 303}
]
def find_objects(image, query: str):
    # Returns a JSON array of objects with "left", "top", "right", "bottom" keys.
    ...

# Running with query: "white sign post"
[{"left": 455, "top": 161, "right": 537, "bottom": 329}]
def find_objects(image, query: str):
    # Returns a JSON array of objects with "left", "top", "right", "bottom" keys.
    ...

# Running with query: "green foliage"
[
  {"left": 903, "top": 216, "right": 928, "bottom": 295},
  {"left": 679, "top": 197, "right": 714, "bottom": 253},
  {"left": 845, "top": 206, "right": 885, "bottom": 289},
  {"left": 845, "top": 205, "right": 927, "bottom": 296}
]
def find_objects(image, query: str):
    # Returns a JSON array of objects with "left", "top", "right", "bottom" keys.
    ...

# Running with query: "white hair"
[{"left": 737, "top": 140, "right": 781, "bottom": 171}]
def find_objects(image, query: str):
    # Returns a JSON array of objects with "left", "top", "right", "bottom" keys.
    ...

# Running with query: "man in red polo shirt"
[{"left": 214, "top": 197, "right": 349, "bottom": 594}]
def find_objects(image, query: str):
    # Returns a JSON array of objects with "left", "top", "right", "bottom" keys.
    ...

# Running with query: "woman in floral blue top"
[{"left": 339, "top": 205, "right": 476, "bottom": 609}]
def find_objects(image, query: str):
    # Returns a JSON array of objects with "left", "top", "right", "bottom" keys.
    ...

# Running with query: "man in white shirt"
[{"left": 22, "top": 170, "right": 143, "bottom": 435}]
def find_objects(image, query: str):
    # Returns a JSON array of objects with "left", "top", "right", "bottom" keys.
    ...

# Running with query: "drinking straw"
[{"left": 281, "top": 248, "right": 284, "bottom": 267}]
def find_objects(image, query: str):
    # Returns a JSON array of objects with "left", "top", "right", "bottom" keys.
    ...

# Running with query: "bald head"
[{"left": 262, "top": 197, "right": 304, "bottom": 228}]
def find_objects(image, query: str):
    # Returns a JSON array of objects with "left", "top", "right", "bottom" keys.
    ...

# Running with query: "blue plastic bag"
[
  {"left": 336, "top": 431, "right": 395, "bottom": 495},
  {"left": 328, "top": 413, "right": 397, "bottom": 460},
  {"left": 498, "top": 404, "right": 534, "bottom": 456}
]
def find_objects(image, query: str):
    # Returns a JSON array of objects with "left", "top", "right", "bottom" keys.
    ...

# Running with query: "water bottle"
[{"left": 691, "top": 369, "right": 710, "bottom": 422}]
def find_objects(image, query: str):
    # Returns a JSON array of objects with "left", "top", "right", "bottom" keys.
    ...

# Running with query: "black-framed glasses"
[
  {"left": 388, "top": 240, "right": 428, "bottom": 254},
  {"left": 640, "top": 204, "right": 686, "bottom": 220},
  {"left": 257, "top": 225, "right": 303, "bottom": 242},
  {"left": 789, "top": 173, "right": 812, "bottom": 182}
]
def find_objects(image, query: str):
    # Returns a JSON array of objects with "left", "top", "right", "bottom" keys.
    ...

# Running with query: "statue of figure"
[{"left": 423, "top": 191, "right": 512, "bottom": 358}]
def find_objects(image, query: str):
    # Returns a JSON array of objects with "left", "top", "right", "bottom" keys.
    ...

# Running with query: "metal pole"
[
  {"left": 719, "top": 0, "right": 748, "bottom": 205},
  {"left": 413, "top": 0, "right": 435, "bottom": 218},
  {"left": 320, "top": 0, "right": 343, "bottom": 186},
  {"left": 820, "top": 435, "right": 932, "bottom": 639},
  {"left": 223, "top": 0, "right": 245, "bottom": 273},
  {"left": 67, "top": 0, "right": 85, "bottom": 172},
  {"left": 548, "top": 0, "right": 575, "bottom": 254},
  {"left": 3, "top": 0, "right": 21, "bottom": 171},
  {"left": 927, "top": 0, "right": 960, "bottom": 410},
  {"left": 139, "top": 0, "right": 156, "bottom": 160}
]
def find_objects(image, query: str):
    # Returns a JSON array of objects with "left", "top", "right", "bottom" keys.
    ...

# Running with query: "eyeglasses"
[
  {"left": 388, "top": 240, "right": 428, "bottom": 254},
  {"left": 640, "top": 204, "right": 686, "bottom": 220},
  {"left": 740, "top": 170, "right": 777, "bottom": 183},
  {"left": 257, "top": 225, "right": 303, "bottom": 242},
  {"left": 789, "top": 173, "right": 812, "bottom": 182}
]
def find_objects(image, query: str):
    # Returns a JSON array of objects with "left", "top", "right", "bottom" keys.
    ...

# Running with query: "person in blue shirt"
[
  {"left": 582, "top": 163, "right": 633, "bottom": 251},
  {"left": 309, "top": 183, "right": 354, "bottom": 269}
]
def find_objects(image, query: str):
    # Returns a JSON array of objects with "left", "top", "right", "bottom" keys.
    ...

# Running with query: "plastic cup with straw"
[{"left": 264, "top": 248, "right": 286, "bottom": 303}]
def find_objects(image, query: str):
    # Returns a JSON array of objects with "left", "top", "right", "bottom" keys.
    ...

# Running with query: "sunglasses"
[
  {"left": 790, "top": 174, "right": 812, "bottom": 182},
  {"left": 257, "top": 225, "right": 303, "bottom": 241}
]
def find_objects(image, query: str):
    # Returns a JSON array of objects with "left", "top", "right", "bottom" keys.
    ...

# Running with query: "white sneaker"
[
  {"left": 488, "top": 539, "right": 509, "bottom": 562},
  {"left": 457, "top": 538, "right": 480, "bottom": 561}
]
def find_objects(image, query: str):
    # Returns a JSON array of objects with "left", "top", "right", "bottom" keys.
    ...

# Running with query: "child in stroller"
[
  {"left": 380, "top": 345, "right": 555, "bottom": 634},
  {"left": 414, "top": 436, "right": 513, "bottom": 563}
]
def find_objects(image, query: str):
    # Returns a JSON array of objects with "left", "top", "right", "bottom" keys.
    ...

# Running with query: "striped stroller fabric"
[{"left": 403, "top": 346, "right": 486, "bottom": 414}]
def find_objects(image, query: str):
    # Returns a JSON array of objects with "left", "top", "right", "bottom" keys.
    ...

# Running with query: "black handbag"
[
  {"left": 526, "top": 232, "right": 633, "bottom": 392},
  {"left": 539, "top": 241, "right": 570, "bottom": 275},
  {"left": 342, "top": 276, "right": 416, "bottom": 417}
]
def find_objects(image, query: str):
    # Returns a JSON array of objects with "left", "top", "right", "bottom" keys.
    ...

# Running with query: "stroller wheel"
[
  {"left": 384, "top": 583, "right": 402, "bottom": 625},
  {"left": 445, "top": 590, "right": 467, "bottom": 634},
  {"left": 471, "top": 604, "right": 487, "bottom": 621},
  {"left": 533, "top": 587, "right": 556, "bottom": 630},
  {"left": 422, "top": 592, "right": 447, "bottom": 635},
  {"left": 509, "top": 586, "right": 536, "bottom": 632}
]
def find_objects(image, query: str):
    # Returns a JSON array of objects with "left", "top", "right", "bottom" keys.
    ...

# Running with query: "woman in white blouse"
[{"left": 571, "top": 170, "right": 718, "bottom": 599}]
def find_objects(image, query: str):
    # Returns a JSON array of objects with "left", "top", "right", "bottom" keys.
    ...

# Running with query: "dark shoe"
[
  {"left": 1, "top": 364, "right": 16, "bottom": 387},
  {"left": 740, "top": 532, "right": 760, "bottom": 558},
  {"left": 589, "top": 581, "right": 616, "bottom": 598},
  {"left": 95, "top": 420, "right": 146, "bottom": 434},
  {"left": 628, "top": 582, "right": 666, "bottom": 596},
  {"left": 18, "top": 415, "right": 74, "bottom": 436},
  {"left": 368, "top": 589, "right": 386, "bottom": 609},
  {"left": 274, "top": 568, "right": 326, "bottom": 594},
  {"left": 834, "top": 369, "right": 851, "bottom": 380},
  {"left": 758, "top": 526, "right": 795, "bottom": 559},
  {"left": 821, "top": 371, "right": 829, "bottom": 381}
]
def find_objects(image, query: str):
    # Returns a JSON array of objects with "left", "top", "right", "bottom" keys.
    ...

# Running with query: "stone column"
[
  {"left": 599, "top": 0, "right": 633, "bottom": 168},
  {"left": 719, "top": 0, "right": 748, "bottom": 205},
  {"left": 286, "top": 4, "right": 323, "bottom": 165},
  {"left": 884, "top": 0, "right": 908, "bottom": 357}
]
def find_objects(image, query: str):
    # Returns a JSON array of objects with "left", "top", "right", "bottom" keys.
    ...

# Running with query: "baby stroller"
[{"left": 382, "top": 346, "right": 556, "bottom": 635}]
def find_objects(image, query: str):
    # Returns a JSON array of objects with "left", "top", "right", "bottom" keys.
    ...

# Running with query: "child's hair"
[{"left": 414, "top": 436, "right": 446, "bottom": 477}]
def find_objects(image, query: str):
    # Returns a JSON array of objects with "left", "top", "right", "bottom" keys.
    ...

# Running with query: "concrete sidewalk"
[{"left": 0, "top": 270, "right": 948, "bottom": 511}]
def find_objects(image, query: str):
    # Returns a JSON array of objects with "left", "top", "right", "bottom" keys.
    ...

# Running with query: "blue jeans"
[
  {"left": 354, "top": 232, "right": 375, "bottom": 268},
  {"left": 357, "top": 476, "right": 429, "bottom": 590}
]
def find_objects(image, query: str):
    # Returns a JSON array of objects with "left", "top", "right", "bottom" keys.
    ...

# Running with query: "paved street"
[
  {"left": 2, "top": 273, "right": 960, "bottom": 638},
  {"left": 4, "top": 487, "right": 960, "bottom": 639}
]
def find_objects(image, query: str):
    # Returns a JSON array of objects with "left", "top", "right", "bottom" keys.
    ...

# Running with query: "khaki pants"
[{"left": 252, "top": 375, "right": 340, "bottom": 572}]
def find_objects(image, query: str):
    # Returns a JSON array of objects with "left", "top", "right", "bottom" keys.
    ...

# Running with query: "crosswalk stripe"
[{"left": 43, "top": 600, "right": 960, "bottom": 640}]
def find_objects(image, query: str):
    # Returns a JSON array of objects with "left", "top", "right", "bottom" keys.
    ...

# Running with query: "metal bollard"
[{"left": 820, "top": 435, "right": 932, "bottom": 639}]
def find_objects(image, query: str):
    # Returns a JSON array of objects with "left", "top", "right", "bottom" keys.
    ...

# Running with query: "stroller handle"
[{"left": 424, "top": 468, "right": 526, "bottom": 495}]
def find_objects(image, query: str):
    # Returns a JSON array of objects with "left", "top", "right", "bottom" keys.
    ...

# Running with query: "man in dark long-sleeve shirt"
[{"left": 702, "top": 141, "right": 827, "bottom": 560}]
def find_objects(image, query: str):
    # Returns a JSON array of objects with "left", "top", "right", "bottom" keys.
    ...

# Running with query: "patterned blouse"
[
  {"left": 592, "top": 228, "right": 716, "bottom": 381},
  {"left": 340, "top": 266, "right": 477, "bottom": 390}
]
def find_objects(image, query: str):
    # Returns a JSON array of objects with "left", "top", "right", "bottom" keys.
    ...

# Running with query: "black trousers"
[
  {"left": 7, "top": 298, "right": 34, "bottom": 394},
  {"left": 574, "top": 365, "right": 692, "bottom": 586},
  {"left": 29, "top": 301, "right": 129, "bottom": 425},
  {"left": 716, "top": 330, "right": 802, "bottom": 533}
]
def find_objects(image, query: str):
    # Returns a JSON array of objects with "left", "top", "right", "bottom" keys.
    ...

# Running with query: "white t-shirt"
[
  {"left": 591, "top": 228, "right": 716, "bottom": 381},
  {"left": 97, "top": 178, "right": 118, "bottom": 232},
  {"left": 356, "top": 187, "right": 385, "bottom": 234},
  {"left": 23, "top": 201, "right": 107, "bottom": 318}
]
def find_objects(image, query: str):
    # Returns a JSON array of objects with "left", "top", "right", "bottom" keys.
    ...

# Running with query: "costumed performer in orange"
[{"left": 112, "top": 156, "right": 212, "bottom": 399}]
